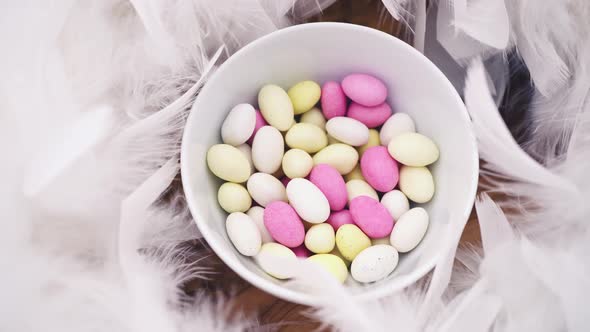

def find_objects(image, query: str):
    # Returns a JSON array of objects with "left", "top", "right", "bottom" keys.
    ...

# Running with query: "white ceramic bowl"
[{"left": 181, "top": 22, "right": 478, "bottom": 306}]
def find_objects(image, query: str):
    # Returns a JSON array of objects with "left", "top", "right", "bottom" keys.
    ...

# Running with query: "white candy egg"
[
  {"left": 225, "top": 212, "right": 261, "bottom": 256},
  {"left": 326, "top": 117, "right": 369, "bottom": 146},
  {"left": 247, "top": 206, "right": 273, "bottom": 243},
  {"left": 389, "top": 207, "right": 429, "bottom": 252},
  {"left": 247, "top": 172, "right": 287, "bottom": 207},
  {"left": 380, "top": 113, "right": 415, "bottom": 146},
  {"left": 221, "top": 103, "right": 256, "bottom": 146},
  {"left": 351, "top": 244, "right": 399, "bottom": 283},
  {"left": 252, "top": 126, "right": 284, "bottom": 174},
  {"left": 380, "top": 190, "right": 410, "bottom": 220},
  {"left": 286, "top": 178, "right": 330, "bottom": 223}
]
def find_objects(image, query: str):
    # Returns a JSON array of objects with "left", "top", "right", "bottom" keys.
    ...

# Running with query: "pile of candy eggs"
[{"left": 206, "top": 73, "right": 439, "bottom": 284}]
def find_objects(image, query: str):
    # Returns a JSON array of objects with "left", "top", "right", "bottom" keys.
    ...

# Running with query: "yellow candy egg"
[
  {"left": 306, "top": 254, "right": 348, "bottom": 283},
  {"left": 357, "top": 129, "right": 381, "bottom": 156},
  {"left": 312, "top": 144, "right": 359, "bottom": 175},
  {"left": 335, "top": 224, "right": 371, "bottom": 261},
  {"left": 285, "top": 123, "right": 328, "bottom": 153},
  {"left": 304, "top": 224, "right": 336, "bottom": 254},
  {"left": 399, "top": 166, "right": 435, "bottom": 203},
  {"left": 300, "top": 107, "right": 326, "bottom": 130},
  {"left": 345, "top": 179, "right": 379, "bottom": 203},
  {"left": 388, "top": 132, "right": 439, "bottom": 166},
  {"left": 217, "top": 182, "right": 252, "bottom": 213},
  {"left": 207, "top": 144, "right": 251, "bottom": 183},
  {"left": 258, "top": 84, "right": 295, "bottom": 131},
  {"left": 282, "top": 149, "right": 313, "bottom": 178},
  {"left": 288, "top": 80, "right": 321, "bottom": 115}
]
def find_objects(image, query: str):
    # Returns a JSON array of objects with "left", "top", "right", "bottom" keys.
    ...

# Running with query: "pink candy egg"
[
  {"left": 341, "top": 74, "right": 387, "bottom": 107},
  {"left": 308, "top": 164, "right": 347, "bottom": 211},
  {"left": 264, "top": 201, "right": 305, "bottom": 248},
  {"left": 247, "top": 110, "right": 268, "bottom": 145},
  {"left": 292, "top": 244, "right": 312, "bottom": 258},
  {"left": 349, "top": 196, "right": 394, "bottom": 238},
  {"left": 326, "top": 209, "right": 354, "bottom": 231},
  {"left": 360, "top": 146, "right": 399, "bottom": 192},
  {"left": 321, "top": 81, "right": 347, "bottom": 119},
  {"left": 347, "top": 102, "right": 392, "bottom": 128}
]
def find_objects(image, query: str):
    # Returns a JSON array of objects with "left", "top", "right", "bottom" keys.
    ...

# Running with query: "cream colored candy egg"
[
  {"left": 305, "top": 223, "right": 336, "bottom": 254},
  {"left": 313, "top": 144, "right": 359, "bottom": 175},
  {"left": 252, "top": 126, "right": 284, "bottom": 174},
  {"left": 351, "top": 244, "right": 399, "bottom": 283},
  {"left": 247, "top": 172, "right": 287, "bottom": 207},
  {"left": 258, "top": 84, "right": 294, "bottom": 131},
  {"left": 288, "top": 80, "right": 321, "bottom": 115},
  {"left": 207, "top": 144, "right": 251, "bottom": 183},
  {"left": 282, "top": 149, "right": 313, "bottom": 179},
  {"left": 390, "top": 207, "right": 429, "bottom": 252},
  {"left": 380, "top": 190, "right": 410, "bottom": 220},
  {"left": 357, "top": 128, "right": 381, "bottom": 156},
  {"left": 380, "top": 113, "right": 416, "bottom": 146},
  {"left": 335, "top": 224, "right": 371, "bottom": 261},
  {"left": 285, "top": 123, "right": 328, "bottom": 153},
  {"left": 247, "top": 206, "right": 273, "bottom": 243},
  {"left": 344, "top": 164, "right": 365, "bottom": 182},
  {"left": 388, "top": 132, "right": 439, "bottom": 166},
  {"left": 306, "top": 254, "right": 348, "bottom": 283},
  {"left": 286, "top": 178, "right": 330, "bottom": 223},
  {"left": 226, "top": 212, "right": 261, "bottom": 256},
  {"left": 326, "top": 117, "right": 369, "bottom": 146},
  {"left": 217, "top": 182, "right": 252, "bottom": 213},
  {"left": 221, "top": 103, "right": 256, "bottom": 146},
  {"left": 346, "top": 179, "right": 378, "bottom": 203},
  {"left": 255, "top": 243, "right": 297, "bottom": 279},
  {"left": 399, "top": 166, "right": 435, "bottom": 203},
  {"left": 300, "top": 107, "right": 326, "bottom": 130}
]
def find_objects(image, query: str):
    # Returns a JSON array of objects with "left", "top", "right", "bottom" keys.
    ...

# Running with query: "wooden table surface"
[{"left": 189, "top": 1, "right": 483, "bottom": 330}]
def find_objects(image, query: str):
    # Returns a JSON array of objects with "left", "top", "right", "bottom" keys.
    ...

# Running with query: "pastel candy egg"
[
  {"left": 258, "top": 84, "right": 295, "bottom": 131},
  {"left": 335, "top": 224, "right": 371, "bottom": 261},
  {"left": 207, "top": 144, "right": 251, "bottom": 182},
  {"left": 349, "top": 196, "right": 394, "bottom": 238},
  {"left": 226, "top": 212, "right": 261, "bottom": 256},
  {"left": 221, "top": 103, "right": 256, "bottom": 146},
  {"left": 282, "top": 149, "right": 313, "bottom": 179},
  {"left": 357, "top": 129, "right": 381, "bottom": 156},
  {"left": 390, "top": 207, "right": 429, "bottom": 252},
  {"left": 341, "top": 73, "right": 387, "bottom": 107},
  {"left": 252, "top": 126, "right": 284, "bottom": 174},
  {"left": 247, "top": 110, "right": 268, "bottom": 145},
  {"left": 286, "top": 178, "right": 330, "bottom": 223},
  {"left": 345, "top": 179, "right": 378, "bottom": 203},
  {"left": 308, "top": 164, "right": 347, "bottom": 211},
  {"left": 313, "top": 144, "right": 359, "bottom": 175},
  {"left": 388, "top": 132, "right": 440, "bottom": 166},
  {"left": 292, "top": 244, "right": 312, "bottom": 258},
  {"left": 347, "top": 102, "right": 392, "bottom": 128},
  {"left": 380, "top": 190, "right": 410, "bottom": 220},
  {"left": 321, "top": 81, "right": 347, "bottom": 119},
  {"left": 399, "top": 166, "right": 435, "bottom": 203},
  {"left": 247, "top": 206, "right": 273, "bottom": 243},
  {"left": 325, "top": 117, "right": 369, "bottom": 146},
  {"left": 344, "top": 164, "right": 365, "bottom": 182},
  {"left": 380, "top": 113, "right": 416, "bottom": 146},
  {"left": 326, "top": 209, "right": 354, "bottom": 231},
  {"left": 300, "top": 107, "right": 326, "bottom": 130},
  {"left": 255, "top": 243, "right": 297, "bottom": 279},
  {"left": 360, "top": 146, "right": 399, "bottom": 192},
  {"left": 218, "top": 182, "right": 252, "bottom": 213},
  {"left": 351, "top": 245, "right": 399, "bottom": 283},
  {"left": 236, "top": 144, "right": 254, "bottom": 172},
  {"left": 247, "top": 172, "right": 287, "bottom": 207},
  {"left": 306, "top": 254, "right": 348, "bottom": 283},
  {"left": 285, "top": 123, "right": 328, "bottom": 153},
  {"left": 305, "top": 223, "right": 336, "bottom": 254},
  {"left": 264, "top": 201, "right": 305, "bottom": 247},
  {"left": 288, "top": 80, "right": 321, "bottom": 115}
]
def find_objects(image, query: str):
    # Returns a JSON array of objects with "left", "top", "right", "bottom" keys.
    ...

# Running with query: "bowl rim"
[{"left": 180, "top": 22, "right": 479, "bottom": 306}]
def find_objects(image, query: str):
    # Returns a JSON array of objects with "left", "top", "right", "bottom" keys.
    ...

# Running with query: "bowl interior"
[{"left": 181, "top": 22, "right": 478, "bottom": 305}]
